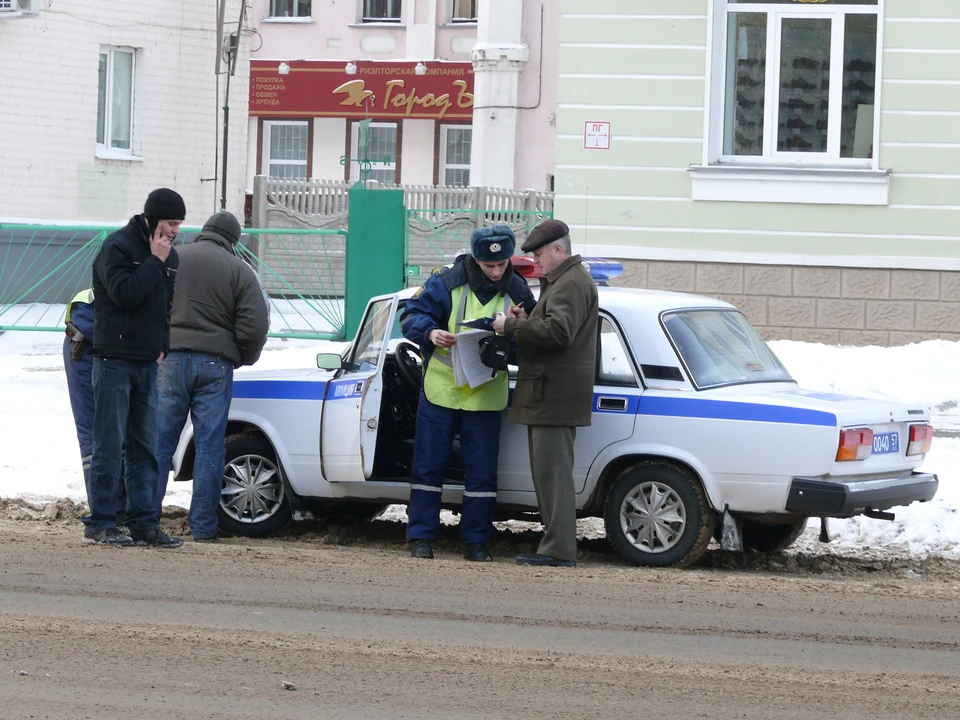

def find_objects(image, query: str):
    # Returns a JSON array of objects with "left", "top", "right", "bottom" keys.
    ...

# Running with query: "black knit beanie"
[{"left": 143, "top": 188, "right": 186, "bottom": 221}]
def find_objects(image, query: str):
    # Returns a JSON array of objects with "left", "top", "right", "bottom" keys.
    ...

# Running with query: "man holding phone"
[{"left": 83, "top": 188, "right": 185, "bottom": 548}]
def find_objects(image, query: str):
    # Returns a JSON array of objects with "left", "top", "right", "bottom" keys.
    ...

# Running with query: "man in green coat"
[{"left": 492, "top": 219, "right": 599, "bottom": 567}]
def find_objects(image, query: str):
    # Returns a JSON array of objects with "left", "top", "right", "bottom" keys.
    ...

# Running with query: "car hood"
[{"left": 707, "top": 384, "right": 929, "bottom": 426}]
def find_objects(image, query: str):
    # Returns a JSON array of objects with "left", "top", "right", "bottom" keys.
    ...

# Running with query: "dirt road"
[{"left": 1, "top": 500, "right": 959, "bottom": 720}]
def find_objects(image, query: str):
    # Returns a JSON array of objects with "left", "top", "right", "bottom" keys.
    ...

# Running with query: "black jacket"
[{"left": 91, "top": 215, "right": 179, "bottom": 361}]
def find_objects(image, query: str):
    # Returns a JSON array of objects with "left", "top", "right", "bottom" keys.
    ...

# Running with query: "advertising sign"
[{"left": 250, "top": 60, "right": 475, "bottom": 120}]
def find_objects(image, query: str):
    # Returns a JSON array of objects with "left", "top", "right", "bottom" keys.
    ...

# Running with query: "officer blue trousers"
[
  {"left": 62, "top": 339, "right": 126, "bottom": 519},
  {"left": 407, "top": 393, "right": 501, "bottom": 545}
]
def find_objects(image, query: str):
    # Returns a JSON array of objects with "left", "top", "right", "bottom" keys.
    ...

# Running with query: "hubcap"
[
  {"left": 221, "top": 453, "right": 285, "bottom": 524},
  {"left": 619, "top": 481, "right": 686, "bottom": 554}
]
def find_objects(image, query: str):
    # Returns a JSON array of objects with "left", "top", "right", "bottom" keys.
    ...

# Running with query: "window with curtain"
[{"left": 97, "top": 47, "right": 136, "bottom": 153}]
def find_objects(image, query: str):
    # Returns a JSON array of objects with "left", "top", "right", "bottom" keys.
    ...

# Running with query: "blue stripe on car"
[
  {"left": 235, "top": 382, "right": 836, "bottom": 426},
  {"left": 636, "top": 396, "right": 836, "bottom": 426},
  {"left": 233, "top": 381, "right": 328, "bottom": 400}
]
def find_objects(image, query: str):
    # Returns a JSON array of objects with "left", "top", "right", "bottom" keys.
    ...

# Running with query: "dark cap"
[
  {"left": 143, "top": 188, "right": 186, "bottom": 221},
  {"left": 521, "top": 219, "right": 569, "bottom": 253},
  {"left": 470, "top": 224, "right": 516, "bottom": 262},
  {"left": 202, "top": 211, "right": 242, "bottom": 245}
]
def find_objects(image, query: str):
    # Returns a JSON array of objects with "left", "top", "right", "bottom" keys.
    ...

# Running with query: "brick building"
[{"left": 0, "top": 1, "right": 250, "bottom": 225}]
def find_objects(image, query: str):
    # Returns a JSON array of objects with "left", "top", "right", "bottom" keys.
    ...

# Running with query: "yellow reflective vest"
[
  {"left": 423, "top": 282, "right": 511, "bottom": 411},
  {"left": 65, "top": 288, "right": 94, "bottom": 324}
]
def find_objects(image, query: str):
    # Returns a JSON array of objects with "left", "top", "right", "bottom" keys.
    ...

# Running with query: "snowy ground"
[{"left": 1, "top": 324, "right": 957, "bottom": 560}]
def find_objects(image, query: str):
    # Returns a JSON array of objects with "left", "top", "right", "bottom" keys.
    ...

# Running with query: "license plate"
[{"left": 872, "top": 431, "right": 900, "bottom": 455}]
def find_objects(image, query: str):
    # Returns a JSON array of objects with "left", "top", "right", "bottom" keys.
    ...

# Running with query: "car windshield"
[{"left": 662, "top": 309, "right": 793, "bottom": 389}]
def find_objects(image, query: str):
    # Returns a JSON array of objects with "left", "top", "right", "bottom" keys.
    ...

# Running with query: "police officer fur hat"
[
  {"left": 521, "top": 219, "right": 570, "bottom": 253},
  {"left": 470, "top": 224, "right": 515, "bottom": 262},
  {"left": 202, "top": 210, "right": 242, "bottom": 246},
  {"left": 143, "top": 188, "right": 186, "bottom": 221}
]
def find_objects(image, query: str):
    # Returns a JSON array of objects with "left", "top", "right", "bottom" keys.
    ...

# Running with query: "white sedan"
[{"left": 172, "top": 263, "right": 938, "bottom": 567}]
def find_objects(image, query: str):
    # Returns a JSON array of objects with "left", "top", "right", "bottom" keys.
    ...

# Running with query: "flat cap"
[{"left": 521, "top": 219, "right": 569, "bottom": 253}]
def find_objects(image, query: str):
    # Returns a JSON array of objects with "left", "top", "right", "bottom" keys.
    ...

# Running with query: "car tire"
[
  {"left": 740, "top": 518, "right": 809, "bottom": 553},
  {"left": 217, "top": 432, "right": 292, "bottom": 538},
  {"left": 603, "top": 461, "right": 713, "bottom": 568}
]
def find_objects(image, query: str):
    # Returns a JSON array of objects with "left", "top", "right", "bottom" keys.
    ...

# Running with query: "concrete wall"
[
  {"left": 613, "top": 259, "right": 960, "bottom": 347},
  {"left": 0, "top": 1, "right": 250, "bottom": 225}
]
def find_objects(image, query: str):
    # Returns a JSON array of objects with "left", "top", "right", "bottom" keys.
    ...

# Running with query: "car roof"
[{"left": 384, "top": 285, "right": 735, "bottom": 315}]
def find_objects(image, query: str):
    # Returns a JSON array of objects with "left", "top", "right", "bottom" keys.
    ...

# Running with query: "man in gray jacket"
[
  {"left": 492, "top": 219, "right": 598, "bottom": 567},
  {"left": 154, "top": 211, "right": 269, "bottom": 541}
]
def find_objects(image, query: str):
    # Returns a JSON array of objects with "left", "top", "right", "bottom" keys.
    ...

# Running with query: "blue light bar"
[{"left": 582, "top": 258, "right": 623, "bottom": 284}]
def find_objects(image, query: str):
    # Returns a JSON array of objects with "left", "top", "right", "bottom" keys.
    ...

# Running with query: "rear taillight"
[
  {"left": 907, "top": 424, "right": 933, "bottom": 456},
  {"left": 836, "top": 427, "right": 873, "bottom": 461}
]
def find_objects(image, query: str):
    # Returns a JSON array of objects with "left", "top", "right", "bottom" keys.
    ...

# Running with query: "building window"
[
  {"left": 350, "top": 121, "right": 397, "bottom": 184},
  {"left": 440, "top": 126, "right": 471, "bottom": 186},
  {"left": 264, "top": 121, "right": 309, "bottom": 179},
  {"left": 715, "top": 0, "right": 879, "bottom": 164},
  {"left": 451, "top": 0, "right": 477, "bottom": 22},
  {"left": 363, "top": 0, "right": 401, "bottom": 23},
  {"left": 97, "top": 47, "right": 136, "bottom": 154},
  {"left": 270, "top": 0, "right": 311, "bottom": 18}
]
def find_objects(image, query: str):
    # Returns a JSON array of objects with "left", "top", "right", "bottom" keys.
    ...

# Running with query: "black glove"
[
  {"left": 477, "top": 335, "right": 514, "bottom": 377},
  {"left": 65, "top": 321, "right": 87, "bottom": 362}
]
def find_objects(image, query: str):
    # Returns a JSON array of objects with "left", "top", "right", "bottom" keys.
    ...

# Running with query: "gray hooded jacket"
[{"left": 168, "top": 230, "right": 269, "bottom": 367}]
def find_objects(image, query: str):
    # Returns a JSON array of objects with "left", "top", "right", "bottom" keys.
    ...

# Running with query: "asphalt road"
[{"left": 1, "top": 509, "right": 959, "bottom": 720}]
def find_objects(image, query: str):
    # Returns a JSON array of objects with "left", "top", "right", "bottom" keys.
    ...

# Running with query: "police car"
[{"left": 171, "top": 259, "right": 938, "bottom": 568}]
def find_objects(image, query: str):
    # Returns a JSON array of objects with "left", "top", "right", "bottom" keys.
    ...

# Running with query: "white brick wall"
[{"left": 0, "top": 1, "right": 250, "bottom": 225}]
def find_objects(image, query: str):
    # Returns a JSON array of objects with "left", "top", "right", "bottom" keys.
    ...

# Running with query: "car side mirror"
[{"left": 316, "top": 353, "right": 344, "bottom": 371}]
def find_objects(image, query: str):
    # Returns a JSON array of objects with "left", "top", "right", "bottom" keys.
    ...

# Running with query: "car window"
[
  {"left": 346, "top": 299, "right": 394, "bottom": 373},
  {"left": 597, "top": 317, "right": 638, "bottom": 387},
  {"left": 663, "top": 309, "right": 793, "bottom": 389}
]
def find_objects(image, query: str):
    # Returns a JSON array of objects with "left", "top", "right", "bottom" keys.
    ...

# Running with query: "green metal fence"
[
  {"left": 404, "top": 208, "right": 553, "bottom": 287},
  {"left": 0, "top": 224, "right": 349, "bottom": 340}
]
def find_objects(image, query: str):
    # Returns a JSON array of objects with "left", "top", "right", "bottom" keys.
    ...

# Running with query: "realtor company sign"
[{"left": 249, "top": 60, "right": 475, "bottom": 120}]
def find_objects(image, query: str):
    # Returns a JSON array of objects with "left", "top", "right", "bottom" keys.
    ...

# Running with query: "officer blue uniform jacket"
[{"left": 400, "top": 254, "right": 536, "bottom": 368}]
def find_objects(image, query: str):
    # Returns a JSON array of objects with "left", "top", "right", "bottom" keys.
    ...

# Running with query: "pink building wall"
[{"left": 248, "top": 0, "right": 558, "bottom": 191}]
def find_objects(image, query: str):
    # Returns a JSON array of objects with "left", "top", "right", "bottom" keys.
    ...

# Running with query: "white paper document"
[{"left": 451, "top": 329, "right": 496, "bottom": 389}]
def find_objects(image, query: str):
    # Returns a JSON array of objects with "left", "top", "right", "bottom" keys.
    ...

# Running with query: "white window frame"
[
  {"left": 439, "top": 125, "right": 472, "bottom": 186},
  {"left": 362, "top": 0, "right": 402, "bottom": 23},
  {"left": 96, "top": 46, "right": 139, "bottom": 160},
  {"left": 450, "top": 0, "right": 477, "bottom": 23},
  {"left": 268, "top": 0, "right": 311, "bottom": 19},
  {"left": 263, "top": 120, "right": 309, "bottom": 180},
  {"left": 694, "top": 0, "right": 889, "bottom": 206},
  {"left": 349, "top": 121, "right": 397, "bottom": 184}
]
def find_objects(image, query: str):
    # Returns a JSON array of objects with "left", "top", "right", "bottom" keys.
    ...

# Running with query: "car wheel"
[
  {"left": 604, "top": 461, "right": 713, "bottom": 568},
  {"left": 741, "top": 518, "right": 808, "bottom": 553},
  {"left": 217, "top": 433, "right": 292, "bottom": 537}
]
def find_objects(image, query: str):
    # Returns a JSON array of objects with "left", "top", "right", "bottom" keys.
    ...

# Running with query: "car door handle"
[{"left": 597, "top": 396, "right": 628, "bottom": 412}]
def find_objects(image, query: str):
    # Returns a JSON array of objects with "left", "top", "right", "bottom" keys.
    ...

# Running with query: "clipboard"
[{"left": 459, "top": 317, "right": 496, "bottom": 331}]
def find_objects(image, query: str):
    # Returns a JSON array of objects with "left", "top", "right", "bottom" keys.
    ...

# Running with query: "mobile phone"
[{"left": 146, "top": 217, "right": 159, "bottom": 236}]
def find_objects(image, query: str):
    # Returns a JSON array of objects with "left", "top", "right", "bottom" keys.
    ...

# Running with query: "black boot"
[
  {"left": 462, "top": 543, "right": 492, "bottom": 562},
  {"left": 410, "top": 539, "right": 434, "bottom": 559}
]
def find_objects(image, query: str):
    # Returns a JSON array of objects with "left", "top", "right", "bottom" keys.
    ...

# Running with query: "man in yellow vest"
[
  {"left": 63, "top": 288, "right": 127, "bottom": 523},
  {"left": 401, "top": 225, "right": 535, "bottom": 561}
]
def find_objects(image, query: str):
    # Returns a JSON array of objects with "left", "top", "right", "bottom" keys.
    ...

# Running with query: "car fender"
[
  {"left": 585, "top": 438, "right": 723, "bottom": 512},
  {"left": 173, "top": 410, "right": 316, "bottom": 499}
]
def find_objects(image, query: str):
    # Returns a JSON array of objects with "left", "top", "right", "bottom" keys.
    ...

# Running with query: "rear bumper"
[{"left": 785, "top": 471, "right": 939, "bottom": 515}]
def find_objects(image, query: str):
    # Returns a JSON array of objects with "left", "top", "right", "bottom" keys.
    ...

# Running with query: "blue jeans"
[
  {"left": 407, "top": 393, "right": 501, "bottom": 544},
  {"left": 155, "top": 352, "right": 234, "bottom": 539},
  {"left": 85, "top": 357, "right": 160, "bottom": 532}
]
